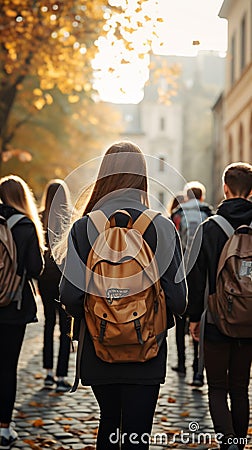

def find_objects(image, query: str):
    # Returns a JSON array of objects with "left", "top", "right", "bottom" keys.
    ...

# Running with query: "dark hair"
[
  {"left": 223, "top": 162, "right": 252, "bottom": 198},
  {"left": 184, "top": 181, "right": 206, "bottom": 200},
  {"left": 167, "top": 192, "right": 184, "bottom": 215},
  {"left": 82, "top": 141, "right": 149, "bottom": 215}
]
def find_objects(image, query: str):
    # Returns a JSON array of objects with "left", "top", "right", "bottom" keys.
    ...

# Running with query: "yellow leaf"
[
  {"left": 34, "top": 98, "right": 46, "bottom": 110},
  {"left": 157, "top": 18, "right": 164, "bottom": 22},
  {"left": 120, "top": 59, "right": 130, "bottom": 64},
  {"left": 45, "top": 93, "right": 53, "bottom": 105},
  {"left": 144, "top": 15, "right": 151, "bottom": 22},
  {"left": 33, "top": 88, "right": 43, "bottom": 96},
  {"left": 68, "top": 95, "right": 79, "bottom": 103},
  {"left": 5, "top": 10, "right": 17, "bottom": 17}
]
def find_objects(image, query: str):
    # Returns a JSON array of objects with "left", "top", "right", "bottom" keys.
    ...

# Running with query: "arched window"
[
  {"left": 228, "top": 134, "right": 233, "bottom": 162},
  {"left": 239, "top": 123, "right": 243, "bottom": 160}
]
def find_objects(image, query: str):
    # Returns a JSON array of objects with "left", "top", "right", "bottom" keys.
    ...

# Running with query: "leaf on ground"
[
  {"left": 167, "top": 397, "right": 176, "bottom": 403},
  {"left": 167, "top": 429, "right": 181, "bottom": 435},
  {"left": 161, "top": 416, "right": 168, "bottom": 422},
  {"left": 28, "top": 401, "right": 43, "bottom": 407},
  {"left": 34, "top": 373, "right": 43, "bottom": 379},
  {"left": 15, "top": 411, "right": 27, "bottom": 418},
  {"left": 180, "top": 411, "right": 190, "bottom": 417},
  {"left": 23, "top": 439, "right": 42, "bottom": 450},
  {"left": 31, "top": 418, "right": 44, "bottom": 427}
]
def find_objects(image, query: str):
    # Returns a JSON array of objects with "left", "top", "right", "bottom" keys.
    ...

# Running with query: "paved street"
[{"left": 11, "top": 299, "right": 252, "bottom": 450}]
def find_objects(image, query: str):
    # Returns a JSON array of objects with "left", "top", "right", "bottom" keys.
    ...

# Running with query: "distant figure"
[
  {"left": 171, "top": 181, "right": 213, "bottom": 386},
  {"left": 167, "top": 191, "right": 185, "bottom": 218},
  {"left": 0, "top": 175, "right": 44, "bottom": 448},
  {"left": 38, "top": 179, "right": 72, "bottom": 393}
]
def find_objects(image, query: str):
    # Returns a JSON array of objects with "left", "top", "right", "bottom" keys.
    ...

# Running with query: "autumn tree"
[{"left": 0, "top": 0, "right": 164, "bottom": 169}]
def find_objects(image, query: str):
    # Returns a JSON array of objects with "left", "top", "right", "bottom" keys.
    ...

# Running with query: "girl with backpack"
[
  {"left": 38, "top": 179, "right": 72, "bottom": 393},
  {"left": 0, "top": 175, "right": 44, "bottom": 449},
  {"left": 59, "top": 141, "right": 187, "bottom": 450}
]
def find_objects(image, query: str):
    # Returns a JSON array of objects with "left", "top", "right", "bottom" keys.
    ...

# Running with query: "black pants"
[
  {"left": 92, "top": 384, "right": 160, "bottom": 450},
  {"left": 0, "top": 324, "right": 26, "bottom": 423},
  {"left": 204, "top": 339, "right": 252, "bottom": 449},
  {"left": 175, "top": 315, "right": 198, "bottom": 372},
  {"left": 38, "top": 280, "right": 71, "bottom": 377}
]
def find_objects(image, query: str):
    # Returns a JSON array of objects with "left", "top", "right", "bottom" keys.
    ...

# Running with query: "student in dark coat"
[
  {"left": 38, "top": 179, "right": 72, "bottom": 393},
  {"left": 0, "top": 175, "right": 44, "bottom": 449},
  {"left": 59, "top": 141, "right": 187, "bottom": 450},
  {"left": 188, "top": 163, "right": 252, "bottom": 450}
]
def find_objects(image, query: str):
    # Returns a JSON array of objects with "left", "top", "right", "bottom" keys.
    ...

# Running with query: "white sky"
[{"left": 94, "top": 0, "right": 227, "bottom": 103}]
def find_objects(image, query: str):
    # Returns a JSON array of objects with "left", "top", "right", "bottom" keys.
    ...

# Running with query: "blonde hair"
[{"left": 0, "top": 175, "right": 46, "bottom": 251}]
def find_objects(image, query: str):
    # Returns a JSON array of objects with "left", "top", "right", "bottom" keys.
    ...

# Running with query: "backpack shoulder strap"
[
  {"left": 132, "top": 210, "right": 160, "bottom": 235},
  {"left": 87, "top": 210, "right": 108, "bottom": 234},
  {"left": 7, "top": 214, "right": 26, "bottom": 230},
  {"left": 209, "top": 214, "right": 234, "bottom": 238}
]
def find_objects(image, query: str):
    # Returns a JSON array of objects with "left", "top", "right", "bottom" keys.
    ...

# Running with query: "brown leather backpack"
[
  {"left": 0, "top": 214, "right": 26, "bottom": 309},
  {"left": 84, "top": 209, "right": 167, "bottom": 363},
  {"left": 208, "top": 215, "right": 252, "bottom": 338}
]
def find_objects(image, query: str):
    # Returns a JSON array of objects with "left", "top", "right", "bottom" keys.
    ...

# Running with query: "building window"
[
  {"left": 158, "top": 191, "right": 164, "bottom": 206},
  {"left": 241, "top": 15, "right": 246, "bottom": 72},
  {"left": 228, "top": 134, "right": 233, "bottom": 162},
  {"left": 231, "top": 34, "right": 236, "bottom": 85},
  {"left": 239, "top": 123, "right": 244, "bottom": 160},
  {"left": 159, "top": 156, "right": 165, "bottom": 172},
  {"left": 160, "top": 117, "right": 165, "bottom": 131}
]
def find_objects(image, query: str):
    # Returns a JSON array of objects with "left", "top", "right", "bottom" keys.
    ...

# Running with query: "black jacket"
[
  {"left": 0, "top": 205, "right": 44, "bottom": 325},
  {"left": 60, "top": 195, "right": 187, "bottom": 385},
  {"left": 187, "top": 197, "right": 252, "bottom": 341}
]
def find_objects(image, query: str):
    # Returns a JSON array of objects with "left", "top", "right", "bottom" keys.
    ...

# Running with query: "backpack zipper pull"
[
  {"left": 99, "top": 319, "right": 107, "bottom": 343},
  {"left": 134, "top": 318, "right": 144, "bottom": 345},
  {"left": 227, "top": 296, "right": 233, "bottom": 313}
]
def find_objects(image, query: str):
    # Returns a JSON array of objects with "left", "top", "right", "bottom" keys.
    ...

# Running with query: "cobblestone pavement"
[{"left": 11, "top": 299, "right": 252, "bottom": 450}]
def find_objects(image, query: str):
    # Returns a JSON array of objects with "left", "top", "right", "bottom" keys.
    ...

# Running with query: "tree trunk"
[{"left": 0, "top": 77, "right": 23, "bottom": 172}]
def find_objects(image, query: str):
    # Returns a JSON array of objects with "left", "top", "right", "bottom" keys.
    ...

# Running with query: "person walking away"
[
  {"left": 171, "top": 181, "right": 213, "bottom": 385},
  {"left": 0, "top": 175, "right": 44, "bottom": 449},
  {"left": 188, "top": 163, "right": 252, "bottom": 450},
  {"left": 58, "top": 141, "right": 187, "bottom": 450},
  {"left": 38, "top": 179, "right": 72, "bottom": 393}
]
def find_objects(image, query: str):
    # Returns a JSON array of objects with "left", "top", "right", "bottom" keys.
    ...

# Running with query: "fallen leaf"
[
  {"left": 28, "top": 401, "right": 43, "bottom": 407},
  {"left": 34, "top": 373, "right": 43, "bottom": 379},
  {"left": 180, "top": 411, "right": 190, "bottom": 417},
  {"left": 31, "top": 418, "right": 44, "bottom": 427},
  {"left": 15, "top": 411, "right": 27, "bottom": 418},
  {"left": 167, "top": 397, "right": 176, "bottom": 403}
]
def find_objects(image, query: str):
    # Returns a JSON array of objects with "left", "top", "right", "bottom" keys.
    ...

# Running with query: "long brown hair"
[
  {"left": 82, "top": 141, "right": 149, "bottom": 215},
  {"left": 0, "top": 175, "right": 45, "bottom": 250},
  {"left": 54, "top": 141, "right": 149, "bottom": 263}
]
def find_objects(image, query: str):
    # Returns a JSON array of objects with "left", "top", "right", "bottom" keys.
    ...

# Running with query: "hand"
[{"left": 190, "top": 321, "right": 200, "bottom": 342}]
